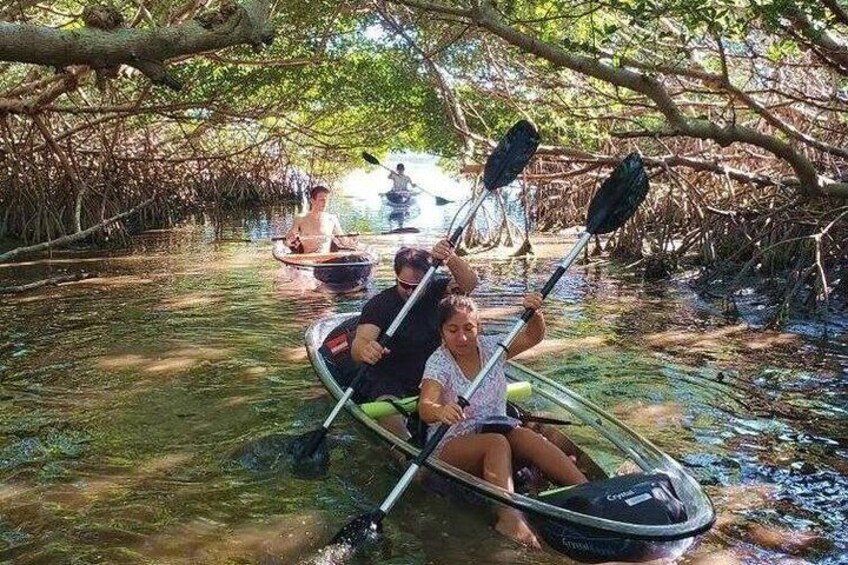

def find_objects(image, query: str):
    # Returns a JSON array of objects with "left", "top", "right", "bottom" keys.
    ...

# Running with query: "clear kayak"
[
  {"left": 382, "top": 190, "right": 418, "bottom": 207},
  {"left": 273, "top": 243, "right": 378, "bottom": 293},
  {"left": 305, "top": 313, "right": 715, "bottom": 563}
]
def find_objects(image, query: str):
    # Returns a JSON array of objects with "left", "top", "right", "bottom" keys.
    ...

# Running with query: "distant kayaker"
[
  {"left": 387, "top": 163, "right": 414, "bottom": 196},
  {"left": 351, "top": 242, "right": 478, "bottom": 438},
  {"left": 418, "top": 294, "right": 588, "bottom": 548},
  {"left": 285, "top": 186, "right": 351, "bottom": 253}
]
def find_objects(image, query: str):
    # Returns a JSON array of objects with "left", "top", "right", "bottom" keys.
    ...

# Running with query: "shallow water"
[{"left": 1, "top": 199, "right": 846, "bottom": 564}]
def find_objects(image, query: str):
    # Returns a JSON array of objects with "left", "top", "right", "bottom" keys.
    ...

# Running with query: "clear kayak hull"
[
  {"left": 273, "top": 243, "right": 378, "bottom": 293},
  {"left": 305, "top": 313, "right": 715, "bottom": 562}
]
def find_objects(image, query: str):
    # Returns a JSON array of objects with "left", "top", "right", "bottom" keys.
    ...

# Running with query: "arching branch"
[
  {"left": 783, "top": 4, "right": 848, "bottom": 73},
  {"left": 0, "top": 0, "right": 274, "bottom": 91}
]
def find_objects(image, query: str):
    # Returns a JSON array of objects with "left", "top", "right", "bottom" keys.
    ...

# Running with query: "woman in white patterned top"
[{"left": 419, "top": 294, "right": 587, "bottom": 548}]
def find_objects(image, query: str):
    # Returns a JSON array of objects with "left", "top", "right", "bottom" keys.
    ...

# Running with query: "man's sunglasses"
[{"left": 396, "top": 278, "right": 420, "bottom": 290}]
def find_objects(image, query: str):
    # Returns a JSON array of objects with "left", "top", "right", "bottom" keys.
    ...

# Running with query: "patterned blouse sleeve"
[{"left": 421, "top": 347, "right": 451, "bottom": 389}]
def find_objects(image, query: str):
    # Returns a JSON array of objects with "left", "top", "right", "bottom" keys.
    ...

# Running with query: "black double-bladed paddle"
[
  {"left": 288, "top": 121, "right": 540, "bottom": 475},
  {"left": 329, "top": 152, "right": 650, "bottom": 551},
  {"left": 362, "top": 152, "right": 454, "bottom": 206}
]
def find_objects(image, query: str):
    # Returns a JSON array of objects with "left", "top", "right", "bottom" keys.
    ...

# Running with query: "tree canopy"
[{"left": 1, "top": 0, "right": 845, "bottom": 186}]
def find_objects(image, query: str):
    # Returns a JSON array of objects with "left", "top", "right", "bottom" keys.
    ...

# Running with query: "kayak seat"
[
  {"left": 359, "top": 382, "right": 533, "bottom": 421},
  {"left": 404, "top": 407, "right": 428, "bottom": 448},
  {"left": 373, "top": 396, "right": 428, "bottom": 448}
]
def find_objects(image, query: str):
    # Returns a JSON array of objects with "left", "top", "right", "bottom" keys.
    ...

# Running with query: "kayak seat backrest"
[
  {"left": 539, "top": 473, "right": 688, "bottom": 526},
  {"left": 404, "top": 409, "right": 428, "bottom": 448},
  {"left": 318, "top": 316, "right": 363, "bottom": 401}
]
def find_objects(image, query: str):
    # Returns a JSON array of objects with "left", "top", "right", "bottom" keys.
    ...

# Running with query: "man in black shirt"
[{"left": 351, "top": 240, "right": 477, "bottom": 439}]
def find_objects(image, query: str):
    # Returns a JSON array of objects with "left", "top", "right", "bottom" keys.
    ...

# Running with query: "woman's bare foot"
[{"left": 495, "top": 509, "right": 541, "bottom": 548}]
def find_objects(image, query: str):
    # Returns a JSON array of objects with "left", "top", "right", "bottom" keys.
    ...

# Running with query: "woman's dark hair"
[
  {"left": 393, "top": 246, "right": 431, "bottom": 275},
  {"left": 437, "top": 294, "right": 478, "bottom": 328},
  {"left": 309, "top": 185, "right": 330, "bottom": 200}
]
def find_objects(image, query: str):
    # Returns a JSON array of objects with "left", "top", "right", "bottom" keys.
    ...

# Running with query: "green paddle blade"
[
  {"left": 586, "top": 153, "right": 650, "bottom": 234},
  {"left": 483, "top": 120, "right": 540, "bottom": 192}
]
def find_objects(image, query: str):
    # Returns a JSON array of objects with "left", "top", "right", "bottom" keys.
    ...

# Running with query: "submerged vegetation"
[{"left": 0, "top": 0, "right": 846, "bottom": 321}]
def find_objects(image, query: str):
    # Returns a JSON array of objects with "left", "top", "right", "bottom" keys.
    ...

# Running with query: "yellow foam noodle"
[{"left": 359, "top": 381, "right": 532, "bottom": 419}]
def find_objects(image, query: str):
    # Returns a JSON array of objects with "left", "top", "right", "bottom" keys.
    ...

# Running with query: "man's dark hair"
[
  {"left": 309, "top": 185, "right": 331, "bottom": 200},
  {"left": 393, "top": 246, "right": 431, "bottom": 275}
]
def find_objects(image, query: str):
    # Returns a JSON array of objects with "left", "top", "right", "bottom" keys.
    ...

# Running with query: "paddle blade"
[
  {"left": 288, "top": 428, "right": 330, "bottom": 479},
  {"left": 483, "top": 120, "right": 540, "bottom": 192},
  {"left": 586, "top": 152, "right": 650, "bottom": 234},
  {"left": 226, "top": 430, "right": 329, "bottom": 480},
  {"left": 330, "top": 510, "right": 384, "bottom": 547},
  {"left": 362, "top": 151, "right": 380, "bottom": 166},
  {"left": 435, "top": 196, "right": 452, "bottom": 206}
]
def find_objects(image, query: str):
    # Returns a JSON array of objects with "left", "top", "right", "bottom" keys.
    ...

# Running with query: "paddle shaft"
[
  {"left": 375, "top": 230, "right": 593, "bottom": 516},
  {"left": 316, "top": 189, "right": 493, "bottom": 434}
]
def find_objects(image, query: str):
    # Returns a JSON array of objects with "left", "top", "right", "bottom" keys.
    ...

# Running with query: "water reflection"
[
  {"left": 386, "top": 206, "right": 420, "bottom": 232},
  {"left": 0, "top": 207, "right": 846, "bottom": 564}
]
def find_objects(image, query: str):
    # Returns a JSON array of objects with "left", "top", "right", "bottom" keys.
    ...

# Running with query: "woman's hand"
[
  {"left": 522, "top": 292, "right": 543, "bottom": 313},
  {"left": 361, "top": 339, "right": 389, "bottom": 365},
  {"left": 507, "top": 291, "right": 546, "bottom": 359},
  {"left": 437, "top": 402, "right": 465, "bottom": 425},
  {"left": 430, "top": 239, "right": 456, "bottom": 264}
]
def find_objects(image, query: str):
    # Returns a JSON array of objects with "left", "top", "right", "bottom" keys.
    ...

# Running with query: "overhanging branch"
[
  {"left": 391, "top": 0, "right": 829, "bottom": 196},
  {"left": 0, "top": 0, "right": 274, "bottom": 90}
]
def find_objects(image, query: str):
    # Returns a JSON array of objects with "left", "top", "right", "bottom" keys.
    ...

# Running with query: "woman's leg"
[
  {"left": 440, "top": 433, "right": 513, "bottom": 488},
  {"left": 507, "top": 427, "right": 588, "bottom": 486},
  {"left": 440, "top": 433, "right": 540, "bottom": 548},
  {"left": 376, "top": 414, "right": 410, "bottom": 440},
  {"left": 374, "top": 394, "right": 411, "bottom": 441}
]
